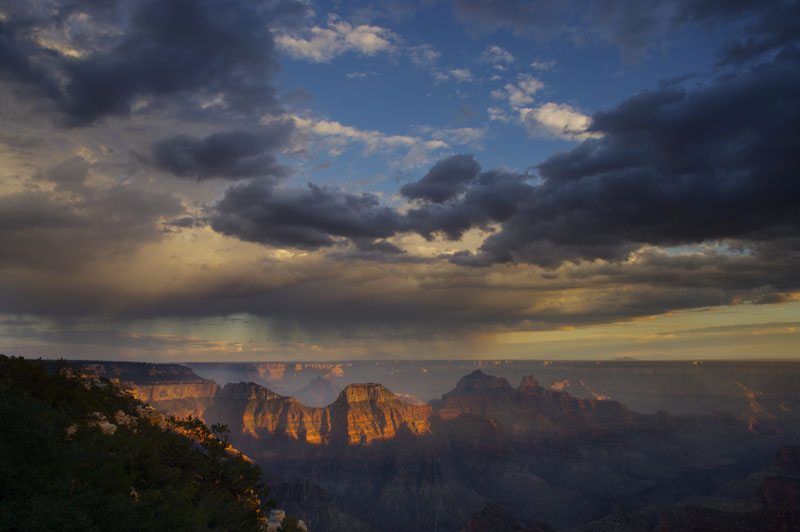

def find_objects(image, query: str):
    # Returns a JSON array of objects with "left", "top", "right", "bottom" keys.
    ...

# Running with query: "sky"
[{"left": 0, "top": 0, "right": 798, "bottom": 362}]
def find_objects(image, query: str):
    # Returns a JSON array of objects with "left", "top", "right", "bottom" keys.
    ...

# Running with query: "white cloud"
[
  {"left": 400, "top": 142, "right": 447, "bottom": 168},
  {"left": 481, "top": 45, "right": 515, "bottom": 64},
  {"left": 286, "top": 116, "right": 487, "bottom": 168},
  {"left": 487, "top": 106, "right": 511, "bottom": 122},
  {"left": 346, "top": 71, "right": 377, "bottom": 79},
  {"left": 420, "top": 126, "right": 487, "bottom": 148},
  {"left": 293, "top": 116, "right": 416, "bottom": 151},
  {"left": 275, "top": 15, "right": 399, "bottom": 62},
  {"left": 517, "top": 74, "right": 544, "bottom": 94},
  {"left": 449, "top": 68, "right": 474, "bottom": 82},
  {"left": 429, "top": 68, "right": 475, "bottom": 84},
  {"left": 287, "top": 116, "right": 452, "bottom": 168},
  {"left": 518, "top": 103, "right": 602, "bottom": 141},
  {"left": 409, "top": 44, "right": 441, "bottom": 66},
  {"left": 492, "top": 74, "right": 544, "bottom": 108},
  {"left": 530, "top": 60, "right": 556, "bottom": 70},
  {"left": 430, "top": 70, "right": 450, "bottom": 83}
]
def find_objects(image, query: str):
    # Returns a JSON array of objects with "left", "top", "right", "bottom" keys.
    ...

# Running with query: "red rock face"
[
  {"left": 79, "top": 362, "right": 219, "bottom": 418},
  {"left": 327, "top": 383, "right": 432, "bottom": 444},
  {"left": 127, "top": 381, "right": 219, "bottom": 403},
  {"left": 207, "top": 381, "right": 431, "bottom": 445},
  {"left": 207, "top": 371, "right": 639, "bottom": 446}
]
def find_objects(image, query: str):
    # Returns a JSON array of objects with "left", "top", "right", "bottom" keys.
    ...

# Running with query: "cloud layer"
[
  {"left": 0, "top": 0, "right": 798, "bottom": 359},
  {"left": 212, "top": 39, "right": 800, "bottom": 268},
  {"left": 1, "top": 0, "right": 303, "bottom": 126}
]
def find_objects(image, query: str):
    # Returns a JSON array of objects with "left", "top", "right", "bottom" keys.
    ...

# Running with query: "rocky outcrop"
[
  {"left": 205, "top": 381, "right": 431, "bottom": 445},
  {"left": 327, "top": 384, "right": 431, "bottom": 444},
  {"left": 460, "top": 503, "right": 554, "bottom": 532},
  {"left": 268, "top": 478, "right": 377, "bottom": 532},
  {"left": 266, "top": 509, "right": 308, "bottom": 532},
  {"left": 125, "top": 379, "right": 218, "bottom": 402},
  {"left": 431, "top": 370, "right": 634, "bottom": 435},
  {"left": 444, "top": 370, "right": 514, "bottom": 396},
  {"left": 460, "top": 502, "right": 526, "bottom": 532},
  {"left": 207, "top": 382, "right": 324, "bottom": 442},
  {"left": 77, "top": 361, "right": 219, "bottom": 418}
]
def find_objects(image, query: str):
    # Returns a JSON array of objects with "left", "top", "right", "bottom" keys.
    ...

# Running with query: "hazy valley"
[{"left": 78, "top": 359, "right": 800, "bottom": 532}]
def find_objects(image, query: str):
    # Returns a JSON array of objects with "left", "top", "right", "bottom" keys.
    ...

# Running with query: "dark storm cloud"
[
  {"left": 451, "top": 0, "right": 681, "bottom": 60},
  {"left": 325, "top": 238, "right": 434, "bottom": 264},
  {"left": 151, "top": 123, "right": 293, "bottom": 181},
  {"left": 400, "top": 154, "right": 480, "bottom": 203},
  {"left": 162, "top": 216, "right": 205, "bottom": 230},
  {"left": 352, "top": 238, "right": 406, "bottom": 255},
  {"left": 407, "top": 167, "right": 531, "bottom": 241},
  {"left": 213, "top": 32, "right": 800, "bottom": 271},
  {"left": 4, "top": 244, "right": 796, "bottom": 337},
  {"left": 451, "top": 0, "right": 563, "bottom": 37},
  {"left": 0, "top": 0, "right": 309, "bottom": 126},
  {"left": 713, "top": 1, "right": 800, "bottom": 66},
  {"left": 428, "top": 35, "right": 788, "bottom": 267},
  {"left": 0, "top": 181, "right": 184, "bottom": 271},
  {"left": 450, "top": 0, "right": 786, "bottom": 60},
  {"left": 209, "top": 159, "right": 530, "bottom": 251},
  {"left": 211, "top": 180, "right": 406, "bottom": 250},
  {"left": 43, "top": 155, "right": 91, "bottom": 192}
]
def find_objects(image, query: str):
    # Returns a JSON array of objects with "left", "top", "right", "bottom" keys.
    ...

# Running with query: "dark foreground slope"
[{"left": 0, "top": 356, "right": 267, "bottom": 532}]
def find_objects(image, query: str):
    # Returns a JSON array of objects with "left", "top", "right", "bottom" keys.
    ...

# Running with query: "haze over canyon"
[{"left": 78, "top": 359, "right": 800, "bottom": 531}]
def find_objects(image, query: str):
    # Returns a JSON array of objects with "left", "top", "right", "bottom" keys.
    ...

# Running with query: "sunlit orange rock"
[{"left": 206, "top": 381, "right": 431, "bottom": 445}]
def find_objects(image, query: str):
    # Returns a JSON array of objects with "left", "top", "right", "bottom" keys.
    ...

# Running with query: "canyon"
[
  {"left": 184, "top": 359, "right": 800, "bottom": 422},
  {"left": 205, "top": 381, "right": 431, "bottom": 444},
  {"left": 80, "top": 360, "right": 800, "bottom": 532}
]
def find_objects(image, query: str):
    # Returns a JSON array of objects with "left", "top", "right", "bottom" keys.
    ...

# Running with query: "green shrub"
[{"left": 0, "top": 355, "right": 268, "bottom": 532}]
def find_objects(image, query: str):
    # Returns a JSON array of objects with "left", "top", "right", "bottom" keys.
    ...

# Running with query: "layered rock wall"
[{"left": 206, "top": 382, "right": 431, "bottom": 445}]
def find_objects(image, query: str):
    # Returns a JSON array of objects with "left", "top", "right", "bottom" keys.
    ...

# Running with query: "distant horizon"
[{"left": 24, "top": 355, "right": 800, "bottom": 364}]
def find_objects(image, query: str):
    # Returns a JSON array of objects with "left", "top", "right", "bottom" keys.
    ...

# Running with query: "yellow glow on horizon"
[{"left": 479, "top": 300, "right": 800, "bottom": 359}]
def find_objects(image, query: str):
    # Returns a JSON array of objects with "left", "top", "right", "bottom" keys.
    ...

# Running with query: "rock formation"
[
  {"left": 431, "top": 370, "right": 634, "bottom": 435},
  {"left": 204, "top": 381, "right": 431, "bottom": 445},
  {"left": 327, "top": 383, "right": 431, "bottom": 444},
  {"left": 460, "top": 503, "right": 554, "bottom": 532},
  {"left": 78, "top": 361, "right": 218, "bottom": 417}
]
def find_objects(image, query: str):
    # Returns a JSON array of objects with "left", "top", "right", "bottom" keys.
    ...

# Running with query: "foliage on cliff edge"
[{"left": 0, "top": 355, "right": 267, "bottom": 531}]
